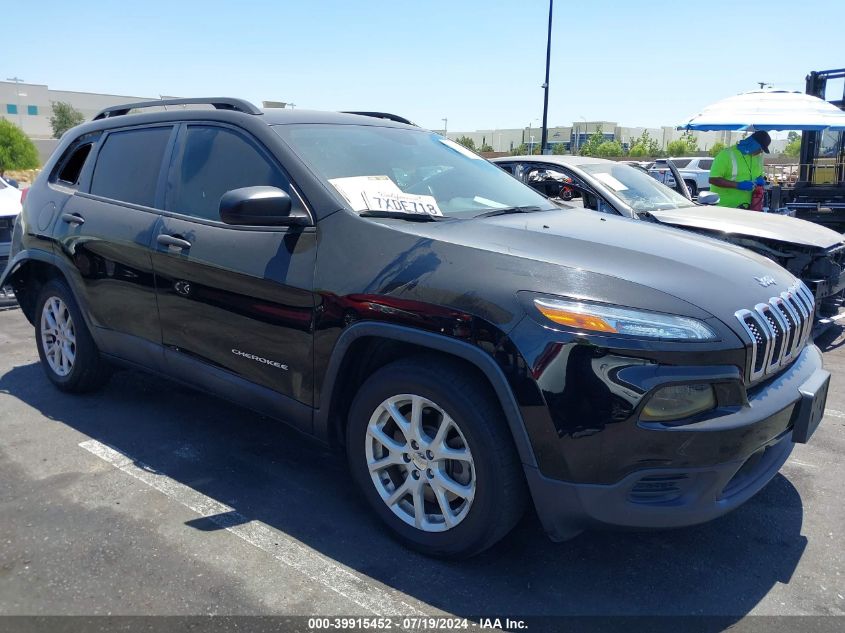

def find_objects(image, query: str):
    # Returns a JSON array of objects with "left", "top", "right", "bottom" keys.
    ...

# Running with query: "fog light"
[{"left": 641, "top": 384, "right": 716, "bottom": 422}]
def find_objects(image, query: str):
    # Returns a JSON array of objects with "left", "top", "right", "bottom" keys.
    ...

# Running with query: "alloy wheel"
[
  {"left": 365, "top": 394, "right": 475, "bottom": 532},
  {"left": 40, "top": 296, "right": 77, "bottom": 377}
]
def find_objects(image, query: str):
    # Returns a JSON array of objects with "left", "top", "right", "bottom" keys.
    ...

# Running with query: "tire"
[
  {"left": 685, "top": 180, "right": 697, "bottom": 197},
  {"left": 346, "top": 355, "right": 526, "bottom": 558},
  {"left": 35, "top": 279, "right": 110, "bottom": 393}
]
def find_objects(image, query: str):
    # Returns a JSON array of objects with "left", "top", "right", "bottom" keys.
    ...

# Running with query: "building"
[{"left": 0, "top": 80, "right": 149, "bottom": 139}]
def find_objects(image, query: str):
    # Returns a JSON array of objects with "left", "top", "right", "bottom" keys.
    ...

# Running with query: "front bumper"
[{"left": 525, "top": 344, "right": 825, "bottom": 541}]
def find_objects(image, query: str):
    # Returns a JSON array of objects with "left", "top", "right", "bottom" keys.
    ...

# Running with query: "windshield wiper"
[
  {"left": 474, "top": 205, "right": 545, "bottom": 218},
  {"left": 359, "top": 210, "right": 446, "bottom": 222}
]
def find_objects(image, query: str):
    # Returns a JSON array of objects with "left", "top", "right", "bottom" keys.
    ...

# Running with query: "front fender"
[{"left": 314, "top": 320, "right": 538, "bottom": 468}]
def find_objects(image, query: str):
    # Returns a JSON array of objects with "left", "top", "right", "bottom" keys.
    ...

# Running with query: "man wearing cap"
[{"left": 708, "top": 130, "right": 771, "bottom": 209}]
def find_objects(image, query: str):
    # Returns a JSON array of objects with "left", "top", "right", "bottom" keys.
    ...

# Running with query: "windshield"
[
  {"left": 579, "top": 162, "right": 694, "bottom": 211},
  {"left": 272, "top": 124, "right": 556, "bottom": 218}
]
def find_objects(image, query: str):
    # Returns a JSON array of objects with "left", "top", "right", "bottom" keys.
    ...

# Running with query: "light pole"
[
  {"left": 574, "top": 115, "right": 586, "bottom": 154},
  {"left": 6, "top": 76, "right": 24, "bottom": 128},
  {"left": 540, "top": 0, "right": 553, "bottom": 154},
  {"left": 527, "top": 118, "right": 539, "bottom": 154},
  {"left": 442, "top": 117, "right": 447, "bottom": 136}
]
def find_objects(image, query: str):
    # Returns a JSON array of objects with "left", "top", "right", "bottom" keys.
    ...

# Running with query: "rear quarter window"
[{"left": 90, "top": 126, "right": 172, "bottom": 207}]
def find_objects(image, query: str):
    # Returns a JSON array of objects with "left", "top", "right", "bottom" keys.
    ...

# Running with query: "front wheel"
[
  {"left": 35, "top": 279, "right": 110, "bottom": 392},
  {"left": 685, "top": 180, "right": 697, "bottom": 197},
  {"left": 346, "top": 357, "right": 526, "bottom": 558}
]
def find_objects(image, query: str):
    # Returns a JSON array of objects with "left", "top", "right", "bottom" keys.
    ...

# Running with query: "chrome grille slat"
[
  {"left": 773, "top": 296, "right": 799, "bottom": 362},
  {"left": 734, "top": 281, "right": 815, "bottom": 383}
]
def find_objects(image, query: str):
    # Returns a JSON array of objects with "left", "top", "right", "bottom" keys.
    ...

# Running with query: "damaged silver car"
[{"left": 493, "top": 155, "right": 845, "bottom": 318}]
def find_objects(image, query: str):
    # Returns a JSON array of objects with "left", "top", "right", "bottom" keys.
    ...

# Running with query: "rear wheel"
[
  {"left": 347, "top": 357, "right": 526, "bottom": 558},
  {"left": 685, "top": 180, "right": 697, "bottom": 197},
  {"left": 35, "top": 279, "right": 110, "bottom": 392}
]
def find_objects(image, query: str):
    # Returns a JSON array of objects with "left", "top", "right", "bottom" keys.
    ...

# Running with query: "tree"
[
  {"left": 784, "top": 137, "right": 802, "bottom": 158},
  {"left": 628, "top": 130, "right": 661, "bottom": 157},
  {"left": 708, "top": 141, "right": 726, "bottom": 157},
  {"left": 513, "top": 143, "right": 528, "bottom": 155},
  {"left": 595, "top": 140, "right": 624, "bottom": 157},
  {"left": 579, "top": 127, "right": 606, "bottom": 156},
  {"left": 666, "top": 139, "right": 688, "bottom": 156},
  {"left": 0, "top": 120, "right": 39, "bottom": 176},
  {"left": 454, "top": 136, "right": 476, "bottom": 151},
  {"left": 783, "top": 131, "right": 802, "bottom": 158},
  {"left": 667, "top": 131, "right": 699, "bottom": 156},
  {"left": 478, "top": 142, "right": 494, "bottom": 153},
  {"left": 552, "top": 142, "right": 568, "bottom": 155},
  {"left": 681, "top": 130, "right": 699, "bottom": 152},
  {"left": 49, "top": 101, "right": 85, "bottom": 139}
]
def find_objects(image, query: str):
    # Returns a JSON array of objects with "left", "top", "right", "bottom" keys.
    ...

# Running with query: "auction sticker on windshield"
[
  {"left": 329, "top": 175, "right": 403, "bottom": 211},
  {"left": 329, "top": 175, "right": 443, "bottom": 216},
  {"left": 362, "top": 191, "right": 443, "bottom": 216}
]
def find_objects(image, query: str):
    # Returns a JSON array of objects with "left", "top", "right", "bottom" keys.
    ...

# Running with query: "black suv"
[{"left": 0, "top": 98, "right": 830, "bottom": 558}]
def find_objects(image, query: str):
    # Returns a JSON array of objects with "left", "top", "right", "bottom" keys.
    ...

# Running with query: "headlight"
[
  {"left": 641, "top": 384, "right": 717, "bottom": 422},
  {"left": 533, "top": 298, "right": 717, "bottom": 340}
]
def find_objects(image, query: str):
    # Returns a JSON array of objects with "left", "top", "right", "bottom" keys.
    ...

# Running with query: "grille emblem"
[{"left": 754, "top": 275, "right": 776, "bottom": 287}]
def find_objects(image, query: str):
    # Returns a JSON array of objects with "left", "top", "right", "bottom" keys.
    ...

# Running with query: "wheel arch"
[
  {"left": 3, "top": 251, "right": 88, "bottom": 330},
  {"left": 314, "top": 322, "right": 538, "bottom": 469}
]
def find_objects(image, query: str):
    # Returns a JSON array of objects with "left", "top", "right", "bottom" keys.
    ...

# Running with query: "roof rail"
[
  {"left": 342, "top": 111, "right": 416, "bottom": 126},
  {"left": 93, "top": 97, "right": 262, "bottom": 120}
]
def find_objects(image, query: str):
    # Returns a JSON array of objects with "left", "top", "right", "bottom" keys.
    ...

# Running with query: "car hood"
[
  {"left": 648, "top": 204, "right": 844, "bottom": 249},
  {"left": 432, "top": 208, "right": 799, "bottom": 322}
]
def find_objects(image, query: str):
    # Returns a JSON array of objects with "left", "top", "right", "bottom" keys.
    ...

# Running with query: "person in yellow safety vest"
[{"left": 709, "top": 130, "right": 771, "bottom": 209}]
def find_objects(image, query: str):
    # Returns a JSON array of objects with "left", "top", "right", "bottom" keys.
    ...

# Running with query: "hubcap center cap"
[{"left": 411, "top": 451, "right": 428, "bottom": 470}]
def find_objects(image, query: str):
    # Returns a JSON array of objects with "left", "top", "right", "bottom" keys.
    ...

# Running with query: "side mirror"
[
  {"left": 697, "top": 191, "right": 720, "bottom": 206},
  {"left": 220, "top": 186, "right": 306, "bottom": 226}
]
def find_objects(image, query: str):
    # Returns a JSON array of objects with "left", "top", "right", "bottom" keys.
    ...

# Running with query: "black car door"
[
  {"left": 151, "top": 123, "right": 317, "bottom": 427},
  {"left": 53, "top": 125, "right": 174, "bottom": 365}
]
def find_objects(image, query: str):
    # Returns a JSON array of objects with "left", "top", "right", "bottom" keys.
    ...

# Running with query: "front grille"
[{"left": 735, "top": 282, "right": 814, "bottom": 383}]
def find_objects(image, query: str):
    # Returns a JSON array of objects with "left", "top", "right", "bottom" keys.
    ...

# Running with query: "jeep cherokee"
[{"left": 0, "top": 98, "right": 830, "bottom": 558}]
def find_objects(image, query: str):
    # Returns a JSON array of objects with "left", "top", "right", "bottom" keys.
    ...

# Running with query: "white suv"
[
  {"left": 0, "top": 177, "right": 22, "bottom": 305},
  {"left": 656, "top": 157, "right": 713, "bottom": 196}
]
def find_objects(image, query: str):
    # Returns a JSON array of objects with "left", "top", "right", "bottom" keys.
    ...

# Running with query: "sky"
[{"left": 7, "top": 0, "right": 845, "bottom": 133}]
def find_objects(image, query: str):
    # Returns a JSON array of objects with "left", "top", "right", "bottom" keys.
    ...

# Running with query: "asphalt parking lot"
[{"left": 1, "top": 305, "right": 844, "bottom": 625}]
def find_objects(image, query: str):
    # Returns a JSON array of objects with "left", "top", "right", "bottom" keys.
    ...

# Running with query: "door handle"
[
  {"left": 157, "top": 234, "right": 192, "bottom": 250},
  {"left": 61, "top": 213, "right": 85, "bottom": 225}
]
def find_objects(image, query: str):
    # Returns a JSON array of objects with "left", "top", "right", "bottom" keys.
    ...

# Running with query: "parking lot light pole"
[
  {"left": 540, "top": 0, "right": 553, "bottom": 154},
  {"left": 527, "top": 119, "right": 539, "bottom": 154},
  {"left": 442, "top": 117, "right": 448, "bottom": 137}
]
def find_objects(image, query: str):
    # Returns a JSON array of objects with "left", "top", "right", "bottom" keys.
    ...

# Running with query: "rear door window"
[
  {"left": 670, "top": 158, "right": 691, "bottom": 168},
  {"left": 698, "top": 159, "right": 713, "bottom": 170},
  {"left": 90, "top": 127, "right": 172, "bottom": 207},
  {"left": 170, "top": 125, "right": 298, "bottom": 222}
]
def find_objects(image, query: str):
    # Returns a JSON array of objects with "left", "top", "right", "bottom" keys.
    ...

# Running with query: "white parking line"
[
  {"left": 79, "top": 439, "right": 424, "bottom": 617},
  {"left": 826, "top": 409, "right": 845, "bottom": 419}
]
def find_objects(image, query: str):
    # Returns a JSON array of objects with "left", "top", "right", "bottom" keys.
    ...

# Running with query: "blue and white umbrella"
[{"left": 679, "top": 90, "right": 845, "bottom": 131}]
